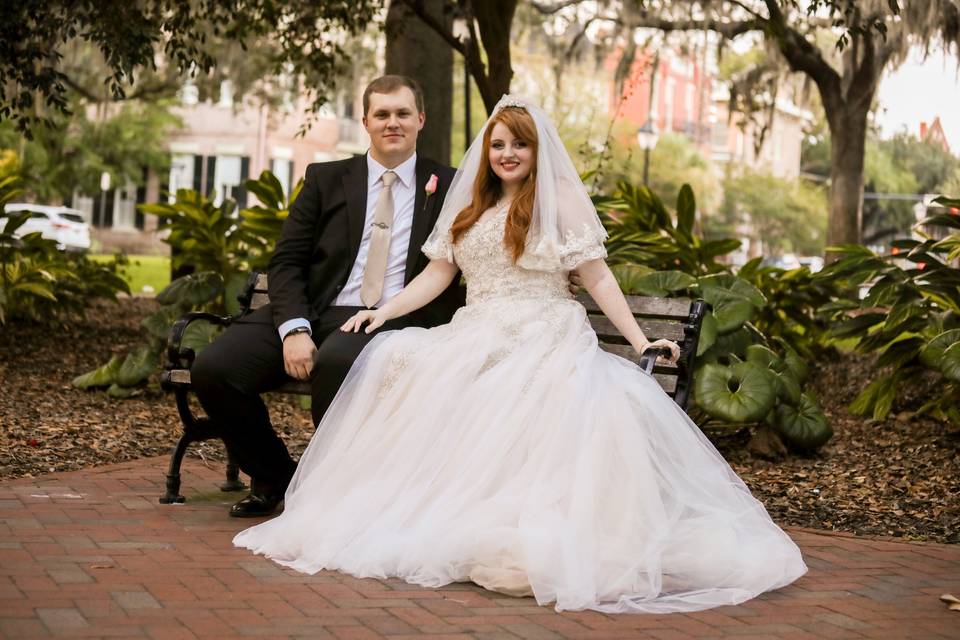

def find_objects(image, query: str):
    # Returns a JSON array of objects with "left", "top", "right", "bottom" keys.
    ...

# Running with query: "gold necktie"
[{"left": 359, "top": 170, "right": 398, "bottom": 308}]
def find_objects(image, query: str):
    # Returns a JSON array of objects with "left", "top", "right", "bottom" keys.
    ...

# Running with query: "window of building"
[
  {"left": 213, "top": 155, "right": 242, "bottom": 207},
  {"left": 168, "top": 154, "right": 195, "bottom": 201},
  {"left": 271, "top": 158, "right": 294, "bottom": 198}
]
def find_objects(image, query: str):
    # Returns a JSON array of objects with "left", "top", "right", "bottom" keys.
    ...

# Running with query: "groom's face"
[{"left": 363, "top": 87, "right": 425, "bottom": 162}]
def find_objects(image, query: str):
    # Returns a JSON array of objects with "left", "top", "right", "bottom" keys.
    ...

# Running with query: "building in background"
[
  {"left": 920, "top": 116, "right": 951, "bottom": 154},
  {"left": 611, "top": 43, "right": 809, "bottom": 180},
  {"left": 73, "top": 82, "right": 368, "bottom": 253}
]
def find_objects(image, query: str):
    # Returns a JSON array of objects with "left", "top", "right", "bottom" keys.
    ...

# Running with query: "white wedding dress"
[{"left": 234, "top": 206, "right": 807, "bottom": 613}]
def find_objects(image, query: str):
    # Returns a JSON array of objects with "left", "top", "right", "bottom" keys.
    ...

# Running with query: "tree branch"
[
  {"left": 530, "top": 0, "right": 588, "bottom": 15},
  {"left": 60, "top": 74, "right": 101, "bottom": 103},
  {"left": 397, "top": 0, "right": 467, "bottom": 57},
  {"left": 623, "top": 14, "right": 764, "bottom": 41}
]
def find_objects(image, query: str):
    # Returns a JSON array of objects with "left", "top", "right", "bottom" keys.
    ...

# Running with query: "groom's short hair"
[{"left": 363, "top": 75, "right": 425, "bottom": 115}]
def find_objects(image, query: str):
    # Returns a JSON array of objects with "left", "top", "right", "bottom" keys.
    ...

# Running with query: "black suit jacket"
[{"left": 263, "top": 154, "right": 464, "bottom": 329}]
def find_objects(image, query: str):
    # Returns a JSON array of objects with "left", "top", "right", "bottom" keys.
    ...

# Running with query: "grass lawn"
[{"left": 91, "top": 254, "right": 170, "bottom": 295}]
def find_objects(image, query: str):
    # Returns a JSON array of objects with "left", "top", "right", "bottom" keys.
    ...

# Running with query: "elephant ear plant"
[
  {"left": 599, "top": 181, "right": 833, "bottom": 457},
  {"left": 73, "top": 171, "right": 298, "bottom": 397},
  {"left": 72, "top": 272, "right": 225, "bottom": 397},
  {"left": 817, "top": 195, "right": 960, "bottom": 426}
]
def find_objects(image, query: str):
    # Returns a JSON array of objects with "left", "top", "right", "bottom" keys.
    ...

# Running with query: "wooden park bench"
[{"left": 160, "top": 272, "right": 706, "bottom": 504}]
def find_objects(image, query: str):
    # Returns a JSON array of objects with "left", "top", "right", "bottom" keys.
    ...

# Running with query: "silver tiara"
[{"left": 497, "top": 95, "right": 528, "bottom": 110}]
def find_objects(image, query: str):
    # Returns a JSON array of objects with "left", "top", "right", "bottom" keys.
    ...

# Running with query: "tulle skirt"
[{"left": 234, "top": 296, "right": 807, "bottom": 613}]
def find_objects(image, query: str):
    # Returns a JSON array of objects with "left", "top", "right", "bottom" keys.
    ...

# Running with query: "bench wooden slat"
[
  {"left": 243, "top": 271, "right": 689, "bottom": 398},
  {"left": 254, "top": 275, "right": 691, "bottom": 320},
  {"left": 167, "top": 368, "right": 312, "bottom": 395},
  {"left": 587, "top": 315, "right": 684, "bottom": 343},
  {"left": 168, "top": 369, "right": 192, "bottom": 385},
  {"left": 576, "top": 292, "right": 692, "bottom": 320},
  {"left": 250, "top": 292, "right": 270, "bottom": 310}
]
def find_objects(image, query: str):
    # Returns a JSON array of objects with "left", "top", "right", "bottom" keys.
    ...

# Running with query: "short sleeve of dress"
[{"left": 421, "top": 231, "right": 456, "bottom": 265}]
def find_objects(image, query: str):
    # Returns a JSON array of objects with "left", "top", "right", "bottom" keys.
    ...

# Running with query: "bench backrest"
[
  {"left": 241, "top": 272, "right": 704, "bottom": 408},
  {"left": 574, "top": 292, "right": 704, "bottom": 408}
]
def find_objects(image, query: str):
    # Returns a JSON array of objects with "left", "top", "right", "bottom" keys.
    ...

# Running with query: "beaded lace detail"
[{"left": 453, "top": 208, "right": 572, "bottom": 306}]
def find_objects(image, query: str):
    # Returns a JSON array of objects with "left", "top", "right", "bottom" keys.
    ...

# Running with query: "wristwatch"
[{"left": 284, "top": 327, "right": 311, "bottom": 340}]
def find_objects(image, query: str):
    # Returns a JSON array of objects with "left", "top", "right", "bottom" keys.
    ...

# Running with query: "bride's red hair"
[{"left": 450, "top": 107, "right": 538, "bottom": 262}]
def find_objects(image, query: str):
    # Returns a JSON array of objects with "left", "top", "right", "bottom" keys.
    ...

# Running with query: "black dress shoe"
[{"left": 229, "top": 491, "right": 283, "bottom": 518}]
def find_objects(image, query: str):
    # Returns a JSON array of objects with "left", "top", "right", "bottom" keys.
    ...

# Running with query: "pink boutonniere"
[
  {"left": 422, "top": 173, "right": 439, "bottom": 213},
  {"left": 425, "top": 173, "right": 439, "bottom": 197}
]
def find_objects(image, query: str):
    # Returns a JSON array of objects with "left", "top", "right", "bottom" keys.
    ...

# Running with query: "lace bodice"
[{"left": 452, "top": 208, "right": 573, "bottom": 306}]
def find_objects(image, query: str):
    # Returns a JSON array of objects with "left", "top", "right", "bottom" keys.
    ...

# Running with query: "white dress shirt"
[{"left": 278, "top": 152, "right": 418, "bottom": 339}]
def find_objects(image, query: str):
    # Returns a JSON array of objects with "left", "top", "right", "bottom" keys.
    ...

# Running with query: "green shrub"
[
  {"left": 0, "top": 156, "right": 128, "bottom": 324},
  {"left": 74, "top": 170, "right": 300, "bottom": 395},
  {"left": 817, "top": 196, "right": 960, "bottom": 426},
  {"left": 597, "top": 181, "right": 832, "bottom": 455}
]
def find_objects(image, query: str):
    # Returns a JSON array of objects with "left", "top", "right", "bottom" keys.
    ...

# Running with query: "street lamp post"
[
  {"left": 636, "top": 120, "right": 659, "bottom": 187},
  {"left": 98, "top": 171, "right": 111, "bottom": 227}
]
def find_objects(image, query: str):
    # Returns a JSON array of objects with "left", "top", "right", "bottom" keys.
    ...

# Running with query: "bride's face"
[{"left": 488, "top": 122, "right": 533, "bottom": 188}]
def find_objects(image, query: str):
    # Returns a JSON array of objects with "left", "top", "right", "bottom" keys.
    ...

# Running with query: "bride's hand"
[
  {"left": 639, "top": 339, "right": 681, "bottom": 365},
  {"left": 341, "top": 309, "right": 389, "bottom": 334}
]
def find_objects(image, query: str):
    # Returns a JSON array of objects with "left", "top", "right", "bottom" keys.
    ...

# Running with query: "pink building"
[
  {"left": 609, "top": 47, "right": 713, "bottom": 148},
  {"left": 607, "top": 45, "right": 808, "bottom": 179}
]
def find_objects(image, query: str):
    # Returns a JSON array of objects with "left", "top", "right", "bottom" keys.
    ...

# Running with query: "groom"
[{"left": 191, "top": 75, "right": 464, "bottom": 517}]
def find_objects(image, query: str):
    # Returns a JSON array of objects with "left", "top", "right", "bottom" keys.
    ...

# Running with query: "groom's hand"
[{"left": 283, "top": 333, "right": 317, "bottom": 380}]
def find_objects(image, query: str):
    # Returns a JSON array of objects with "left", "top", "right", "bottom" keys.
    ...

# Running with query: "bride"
[{"left": 233, "top": 96, "right": 807, "bottom": 614}]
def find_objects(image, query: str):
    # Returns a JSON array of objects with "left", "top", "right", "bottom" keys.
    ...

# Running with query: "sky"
[{"left": 875, "top": 47, "right": 960, "bottom": 154}]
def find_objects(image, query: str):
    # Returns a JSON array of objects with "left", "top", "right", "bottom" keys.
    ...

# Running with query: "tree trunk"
[
  {"left": 385, "top": 0, "right": 453, "bottom": 165},
  {"left": 825, "top": 101, "right": 869, "bottom": 248},
  {"left": 471, "top": 0, "right": 517, "bottom": 113}
]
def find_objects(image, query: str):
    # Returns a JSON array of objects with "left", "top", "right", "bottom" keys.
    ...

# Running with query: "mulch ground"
[{"left": 1, "top": 297, "right": 958, "bottom": 544}]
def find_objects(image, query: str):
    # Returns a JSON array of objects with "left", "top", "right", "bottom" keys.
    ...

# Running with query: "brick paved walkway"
[{"left": 1, "top": 457, "right": 957, "bottom": 639}]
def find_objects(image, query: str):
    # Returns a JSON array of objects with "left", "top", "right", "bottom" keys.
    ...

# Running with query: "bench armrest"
[
  {"left": 165, "top": 312, "right": 235, "bottom": 370},
  {"left": 639, "top": 347, "right": 673, "bottom": 374}
]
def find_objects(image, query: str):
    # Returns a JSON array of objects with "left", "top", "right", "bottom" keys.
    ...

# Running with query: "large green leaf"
[
  {"left": 773, "top": 393, "right": 833, "bottom": 453},
  {"left": 107, "top": 383, "right": 141, "bottom": 398},
  {"left": 876, "top": 334, "right": 925, "bottom": 369},
  {"left": 780, "top": 344, "right": 809, "bottom": 385},
  {"left": 224, "top": 272, "right": 249, "bottom": 316},
  {"left": 745, "top": 344, "right": 779, "bottom": 368},
  {"left": 140, "top": 306, "right": 183, "bottom": 341},
  {"left": 696, "top": 311, "right": 718, "bottom": 356},
  {"left": 630, "top": 270, "right": 696, "bottom": 297},
  {"left": 156, "top": 271, "right": 224, "bottom": 307},
  {"left": 610, "top": 263, "right": 655, "bottom": 295},
  {"left": 1, "top": 210, "right": 34, "bottom": 235},
  {"left": 697, "top": 273, "right": 766, "bottom": 334},
  {"left": 11, "top": 281, "right": 58, "bottom": 301},
  {"left": 72, "top": 355, "right": 123, "bottom": 389},
  {"left": 115, "top": 345, "right": 160, "bottom": 387},
  {"left": 676, "top": 184, "right": 696, "bottom": 240},
  {"left": 694, "top": 362, "right": 777, "bottom": 423},
  {"left": 940, "top": 342, "right": 960, "bottom": 383},
  {"left": 181, "top": 320, "right": 222, "bottom": 354},
  {"left": 920, "top": 329, "right": 960, "bottom": 369},
  {"left": 746, "top": 344, "right": 801, "bottom": 405},
  {"left": 850, "top": 374, "right": 900, "bottom": 420},
  {"left": 712, "top": 299, "right": 755, "bottom": 334},
  {"left": 701, "top": 238, "right": 742, "bottom": 259},
  {"left": 698, "top": 326, "right": 757, "bottom": 364}
]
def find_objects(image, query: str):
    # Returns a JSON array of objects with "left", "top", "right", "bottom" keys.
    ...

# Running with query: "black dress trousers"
[{"left": 189, "top": 305, "right": 420, "bottom": 489}]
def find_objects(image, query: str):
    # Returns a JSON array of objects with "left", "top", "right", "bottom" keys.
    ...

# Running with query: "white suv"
[{"left": 4, "top": 203, "right": 92, "bottom": 252}]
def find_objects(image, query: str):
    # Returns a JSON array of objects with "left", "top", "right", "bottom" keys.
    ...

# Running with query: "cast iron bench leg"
[{"left": 160, "top": 434, "right": 190, "bottom": 504}]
